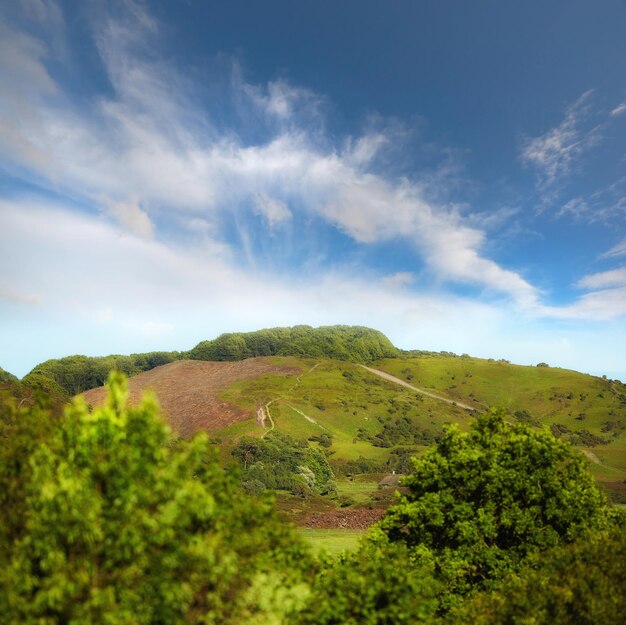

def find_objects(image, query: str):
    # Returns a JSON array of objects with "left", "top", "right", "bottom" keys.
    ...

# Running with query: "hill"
[
  {"left": 22, "top": 325, "right": 398, "bottom": 396},
  {"left": 79, "top": 353, "right": 626, "bottom": 504}
]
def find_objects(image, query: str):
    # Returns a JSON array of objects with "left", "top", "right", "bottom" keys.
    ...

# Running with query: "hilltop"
[{"left": 21, "top": 325, "right": 397, "bottom": 397}]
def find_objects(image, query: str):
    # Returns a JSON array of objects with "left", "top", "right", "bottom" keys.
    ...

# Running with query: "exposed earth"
[
  {"left": 81, "top": 358, "right": 300, "bottom": 437},
  {"left": 300, "top": 508, "right": 386, "bottom": 529}
]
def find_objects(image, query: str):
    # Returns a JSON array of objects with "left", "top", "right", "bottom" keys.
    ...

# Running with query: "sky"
[{"left": 1, "top": 0, "right": 626, "bottom": 380}]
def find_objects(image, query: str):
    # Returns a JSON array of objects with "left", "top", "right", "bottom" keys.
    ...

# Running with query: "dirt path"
[
  {"left": 358, "top": 364, "right": 482, "bottom": 413},
  {"left": 580, "top": 448, "right": 623, "bottom": 472},
  {"left": 581, "top": 449, "right": 601, "bottom": 464},
  {"left": 289, "top": 362, "right": 320, "bottom": 391},
  {"left": 260, "top": 400, "right": 276, "bottom": 438},
  {"left": 287, "top": 404, "right": 329, "bottom": 431},
  {"left": 261, "top": 362, "right": 320, "bottom": 436}
]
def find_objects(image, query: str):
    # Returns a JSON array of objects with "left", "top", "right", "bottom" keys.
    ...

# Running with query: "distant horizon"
[{"left": 1, "top": 1, "right": 625, "bottom": 384}]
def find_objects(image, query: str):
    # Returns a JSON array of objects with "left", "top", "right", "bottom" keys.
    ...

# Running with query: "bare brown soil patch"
[
  {"left": 81, "top": 358, "right": 300, "bottom": 437},
  {"left": 300, "top": 508, "right": 386, "bottom": 529}
]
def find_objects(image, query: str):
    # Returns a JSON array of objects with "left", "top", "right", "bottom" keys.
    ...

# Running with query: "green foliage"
[
  {"left": 0, "top": 391, "right": 59, "bottom": 552},
  {"left": 385, "top": 447, "right": 420, "bottom": 474},
  {"left": 0, "top": 366, "right": 18, "bottom": 384},
  {"left": 24, "top": 351, "right": 181, "bottom": 396},
  {"left": 550, "top": 422, "right": 609, "bottom": 446},
  {"left": 232, "top": 431, "right": 336, "bottom": 496},
  {"left": 448, "top": 530, "right": 626, "bottom": 625},
  {"left": 330, "top": 456, "right": 386, "bottom": 476},
  {"left": 358, "top": 415, "right": 440, "bottom": 447},
  {"left": 376, "top": 410, "right": 609, "bottom": 598},
  {"left": 0, "top": 372, "right": 311, "bottom": 625},
  {"left": 188, "top": 325, "right": 398, "bottom": 363},
  {"left": 297, "top": 540, "right": 440, "bottom": 625}
]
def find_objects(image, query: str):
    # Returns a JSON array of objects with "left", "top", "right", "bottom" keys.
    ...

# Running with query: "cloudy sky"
[{"left": 1, "top": 0, "right": 626, "bottom": 380}]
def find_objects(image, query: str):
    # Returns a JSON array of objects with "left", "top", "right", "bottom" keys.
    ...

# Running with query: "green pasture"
[{"left": 297, "top": 528, "right": 365, "bottom": 556}]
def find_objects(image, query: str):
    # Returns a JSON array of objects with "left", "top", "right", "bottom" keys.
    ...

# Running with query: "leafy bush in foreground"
[
  {"left": 447, "top": 529, "right": 626, "bottom": 625},
  {"left": 0, "top": 373, "right": 310, "bottom": 625},
  {"left": 297, "top": 540, "right": 439, "bottom": 625},
  {"left": 376, "top": 409, "right": 609, "bottom": 600}
]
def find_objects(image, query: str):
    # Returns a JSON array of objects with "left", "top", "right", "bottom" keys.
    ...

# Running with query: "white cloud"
[
  {"left": 538, "top": 266, "right": 626, "bottom": 321},
  {"left": 241, "top": 79, "right": 319, "bottom": 120},
  {"left": 521, "top": 90, "right": 601, "bottom": 192},
  {"left": 611, "top": 102, "right": 626, "bottom": 117},
  {"left": 0, "top": 7, "right": 543, "bottom": 310},
  {"left": 253, "top": 193, "right": 292, "bottom": 228},
  {"left": 577, "top": 266, "right": 626, "bottom": 290},
  {"left": 106, "top": 197, "right": 155, "bottom": 239},
  {"left": 382, "top": 272, "right": 414, "bottom": 288},
  {"left": 602, "top": 238, "right": 626, "bottom": 259},
  {"left": 557, "top": 196, "right": 589, "bottom": 219}
]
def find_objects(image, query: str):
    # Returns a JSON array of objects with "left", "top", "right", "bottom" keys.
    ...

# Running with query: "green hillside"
[
  {"left": 0, "top": 367, "right": 18, "bottom": 384},
  {"left": 13, "top": 326, "right": 625, "bottom": 504},
  {"left": 213, "top": 355, "right": 626, "bottom": 502}
]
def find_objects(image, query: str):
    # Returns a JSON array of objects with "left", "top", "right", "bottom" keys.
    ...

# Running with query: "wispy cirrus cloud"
[
  {"left": 602, "top": 237, "right": 626, "bottom": 259},
  {"left": 0, "top": 0, "right": 541, "bottom": 308},
  {"left": 2, "top": 0, "right": 626, "bottom": 338},
  {"left": 610, "top": 102, "right": 626, "bottom": 117},
  {"left": 521, "top": 90, "right": 601, "bottom": 196}
]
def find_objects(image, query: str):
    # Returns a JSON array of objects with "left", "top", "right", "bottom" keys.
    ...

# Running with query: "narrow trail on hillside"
[
  {"left": 287, "top": 404, "right": 329, "bottom": 431},
  {"left": 360, "top": 366, "right": 624, "bottom": 474},
  {"left": 580, "top": 449, "right": 623, "bottom": 472},
  {"left": 261, "top": 362, "right": 321, "bottom": 436},
  {"left": 260, "top": 400, "right": 276, "bottom": 438},
  {"left": 358, "top": 364, "right": 483, "bottom": 413},
  {"left": 289, "top": 362, "right": 320, "bottom": 391}
]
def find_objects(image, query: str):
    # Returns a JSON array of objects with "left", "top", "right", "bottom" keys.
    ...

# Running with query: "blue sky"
[{"left": 1, "top": 0, "right": 626, "bottom": 380}]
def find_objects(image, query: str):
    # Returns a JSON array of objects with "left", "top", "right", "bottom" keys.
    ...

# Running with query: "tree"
[
  {"left": 296, "top": 541, "right": 440, "bottom": 625},
  {"left": 376, "top": 409, "right": 609, "bottom": 598},
  {"left": 232, "top": 431, "right": 336, "bottom": 497},
  {"left": 0, "top": 372, "right": 310, "bottom": 625},
  {"left": 448, "top": 529, "right": 626, "bottom": 625}
]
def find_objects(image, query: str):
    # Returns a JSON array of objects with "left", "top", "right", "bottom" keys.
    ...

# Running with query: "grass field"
[{"left": 297, "top": 528, "right": 364, "bottom": 556}]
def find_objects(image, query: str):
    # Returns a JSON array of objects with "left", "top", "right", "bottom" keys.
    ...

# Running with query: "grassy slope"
[
  {"left": 214, "top": 354, "right": 626, "bottom": 501},
  {"left": 373, "top": 355, "right": 626, "bottom": 497},
  {"left": 216, "top": 357, "right": 469, "bottom": 462}
]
